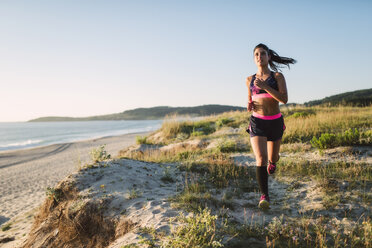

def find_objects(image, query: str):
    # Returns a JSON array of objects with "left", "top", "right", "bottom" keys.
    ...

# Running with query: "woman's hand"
[
  {"left": 247, "top": 101, "right": 255, "bottom": 111},
  {"left": 253, "top": 77, "right": 268, "bottom": 90}
]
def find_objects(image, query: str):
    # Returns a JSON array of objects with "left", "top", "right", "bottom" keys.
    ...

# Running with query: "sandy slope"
[{"left": 0, "top": 132, "right": 149, "bottom": 247}]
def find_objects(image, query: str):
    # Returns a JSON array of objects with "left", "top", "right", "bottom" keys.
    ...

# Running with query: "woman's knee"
[
  {"left": 269, "top": 154, "right": 280, "bottom": 163},
  {"left": 256, "top": 156, "right": 268, "bottom": 166}
]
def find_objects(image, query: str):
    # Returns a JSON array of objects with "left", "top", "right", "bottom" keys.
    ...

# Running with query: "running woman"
[{"left": 246, "top": 43, "right": 296, "bottom": 209}]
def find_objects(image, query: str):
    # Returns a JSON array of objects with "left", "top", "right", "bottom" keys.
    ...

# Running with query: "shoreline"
[
  {"left": 0, "top": 130, "right": 152, "bottom": 157},
  {"left": 0, "top": 131, "right": 150, "bottom": 226}
]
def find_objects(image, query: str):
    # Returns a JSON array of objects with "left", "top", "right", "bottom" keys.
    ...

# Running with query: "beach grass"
[
  {"left": 281, "top": 105, "right": 372, "bottom": 143},
  {"left": 131, "top": 105, "right": 372, "bottom": 247},
  {"left": 28, "top": 105, "right": 371, "bottom": 248},
  {"left": 277, "top": 158, "right": 371, "bottom": 183}
]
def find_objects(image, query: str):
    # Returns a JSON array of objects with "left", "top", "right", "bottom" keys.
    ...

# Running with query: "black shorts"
[{"left": 246, "top": 114, "right": 286, "bottom": 141}]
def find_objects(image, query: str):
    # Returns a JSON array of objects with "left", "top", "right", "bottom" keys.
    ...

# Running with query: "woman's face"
[{"left": 254, "top": 47, "right": 270, "bottom": 67}]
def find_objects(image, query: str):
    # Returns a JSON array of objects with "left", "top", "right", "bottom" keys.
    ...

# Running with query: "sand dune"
[{"left": 0, "top": 132, "right": 148, "bottom": 247}]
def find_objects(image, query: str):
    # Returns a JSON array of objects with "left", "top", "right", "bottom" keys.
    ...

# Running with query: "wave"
[
  {"left": 0, "top": 139, "right": 44, "bottom": 151},
  {"left": 0, "top": 120, "right": 163, "bottom": 152}
]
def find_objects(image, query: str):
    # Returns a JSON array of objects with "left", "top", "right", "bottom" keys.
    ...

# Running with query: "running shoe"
[
  {"left": 267, "top": 162, "right": 276, "bottom": 175},
  {"left": 258, "top": 194, "right": 270, "bottom": 209}
]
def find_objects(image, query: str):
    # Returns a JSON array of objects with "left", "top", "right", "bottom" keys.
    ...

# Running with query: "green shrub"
[
  {"left": 90, "top": 145, "right": 111, "bottom": 162},
  {"left": 216, "top": 117, "right": 234, "bottom": 128},
  {"left": 192, "top": 121, "right": 216, "bottom": 135},
  {"left": 216, "top": 139, "right": 238, "bottom": 153},
  {"left": 163, "top": 208, "right": 223, "bottom": 248},
  {"left": 288, "top": 110, "right": 315, "bottom": 118},
  {"left": 191, "top": 127, "right": 204, "bottom": 137},
  {"left": 127, "top": 188, "right": 141, "bottom": 199},
  {"left": 310, "top": 128, "right": 363, "bottom": 150},
  {"left": 338, "top": 128, "right": 360, "bottom": 146},
  {"left": 310, "top": 133, "right": 337, "bottom": 150},
  {"left": 46, "top": 187, "right": 63, "bottom": 202},
  {"left": 1, "top": 223, "right": 12, "bottom": 231},
  {"left": 136, "top": 136, "right": 149, "bottom": 144}
]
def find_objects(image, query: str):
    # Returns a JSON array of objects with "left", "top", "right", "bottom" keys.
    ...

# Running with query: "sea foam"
[{"left": 0, "top": 139, "right": 43, "bottom": 151}]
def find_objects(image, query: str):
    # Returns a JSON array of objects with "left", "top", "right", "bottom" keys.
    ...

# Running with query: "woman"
[{"left": 246, "top": 43, "right": 296, "bottom": 209}]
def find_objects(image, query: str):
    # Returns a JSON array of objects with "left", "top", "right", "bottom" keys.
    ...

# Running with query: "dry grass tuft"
[{"left": 22, "top": 179, "right": 135, "bottom": 248}]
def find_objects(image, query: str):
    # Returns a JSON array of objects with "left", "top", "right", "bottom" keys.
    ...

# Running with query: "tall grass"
[
  {"left": 282, "top": 106, "right": 372, "bottom": 143},
  {"left": 119, "top": 146, "right": 204, "bottom": 164},
  {"left": 277, "top": 158, "right": 371, "bottom": 183},
  {"left": 159, "top": 111, "right": 249, "bottom": 141},
  {"left": 160, "top": 116, "right": 215, "bottom": 140},
  {"left": 170, "top": 182, "right": 216, "bottom": 212},
  {"left": 159, "top": 106, "right": 372, "bottom": 146}
]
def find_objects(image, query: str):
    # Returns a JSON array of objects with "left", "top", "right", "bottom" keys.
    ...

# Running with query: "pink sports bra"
[{"left": 250, "top": 71, "right": 278, "bottom": 99}]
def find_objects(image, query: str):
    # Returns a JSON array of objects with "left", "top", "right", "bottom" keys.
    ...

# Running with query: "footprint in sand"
[
  {"left": 156, "top": 224, "right": 170, "bottom": 233},
  {"left": 149, "top": 201, "right": 161, "bottom": 206},
  {"left": 133, "top": 202, "right": 144, "bottom": 209},
  {"left": 152, "top": 209, "right": 161, "bottom": 214},
  {"left": 163, "top": 210, "right": 178, "bottom": 217}
]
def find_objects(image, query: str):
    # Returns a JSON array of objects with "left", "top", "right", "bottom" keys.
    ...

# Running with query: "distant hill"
[
  {"left": 304, "top": 88, "right": 372, "bottom": 107},
  {"left": 28, "top": 104, "right": 246, "bottom": 122}
]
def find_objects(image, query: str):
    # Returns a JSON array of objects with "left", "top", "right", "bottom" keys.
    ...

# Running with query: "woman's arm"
[
  {"left": 246, "top": 76, "right": 254, "bottom": 111},
  {"left": 254, "top": 72, "right": 288, "bottom": 104}
]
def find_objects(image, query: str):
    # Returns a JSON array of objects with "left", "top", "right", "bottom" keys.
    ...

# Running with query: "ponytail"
[{"left": 254, "top": 43, "right": 297, "bottom": 72}]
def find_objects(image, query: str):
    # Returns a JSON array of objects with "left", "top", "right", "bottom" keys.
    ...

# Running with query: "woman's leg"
[
  {"left": 267, "top": 139, "right": 281, "bottom": 163},
  {"left": 267, "top": 139, "right": 282, "bottom": 174},
  {"left": 250, "top": 136, "right": 268, "bottom": 166},
  {"left": 250, "top": 136, "right": 269, "bottom": 198}
]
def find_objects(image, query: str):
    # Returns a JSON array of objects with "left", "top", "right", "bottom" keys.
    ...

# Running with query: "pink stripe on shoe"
[{"left": 252, "top": 112, "right": 282, "bottom": 120}]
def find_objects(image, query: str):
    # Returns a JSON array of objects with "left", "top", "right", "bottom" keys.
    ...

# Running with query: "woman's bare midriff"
[{"left": 253, "top": 97, "right": 280, "bottom": 116}]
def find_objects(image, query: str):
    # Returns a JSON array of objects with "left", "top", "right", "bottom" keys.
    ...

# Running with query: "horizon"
[
  {"left": 1, "top": 0, "right": 371, "bottom": 122},
  {"left": 0, "top": 103, "right": 251, "bottom": 123},
  {"left": 4, "top": 89, "right": 371, "bottom": 123}
]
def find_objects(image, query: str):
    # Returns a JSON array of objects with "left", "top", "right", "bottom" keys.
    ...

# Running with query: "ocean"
[{"left": 0, "top": 120, "right": 163, "bottom": 152}]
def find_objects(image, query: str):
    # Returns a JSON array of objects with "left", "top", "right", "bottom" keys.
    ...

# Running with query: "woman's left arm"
[{"left": 261, "top": 72, "right": 288, "bottom": 104}]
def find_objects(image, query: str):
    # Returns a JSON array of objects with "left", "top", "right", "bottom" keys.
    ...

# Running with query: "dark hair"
[{"left": 254, "top": 43, "right": 296, "bottom": 72}]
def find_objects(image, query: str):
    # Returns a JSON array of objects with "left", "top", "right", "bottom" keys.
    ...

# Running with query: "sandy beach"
[{"left": 0, "top": 132, "right": 149, "bottom": 226}]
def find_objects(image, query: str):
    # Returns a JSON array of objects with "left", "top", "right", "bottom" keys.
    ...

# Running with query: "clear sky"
[{"left": 1, "top": 0, "right": 371, "bottom": 122}]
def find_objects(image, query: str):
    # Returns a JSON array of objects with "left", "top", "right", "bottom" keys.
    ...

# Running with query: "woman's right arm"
[{"left": 246, "top": 76, "right": 253, "bottom": 111}]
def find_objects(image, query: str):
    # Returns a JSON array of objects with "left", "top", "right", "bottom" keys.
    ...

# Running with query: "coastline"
[
  {"left": 0, "top": 130, "right": 152, "bottom": 158},
  {"left": 0, "top": 119, "right": 163, "bottom": 153},
  {"left": 0, "top": 131, "right": 150, "bottom": 226}
]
